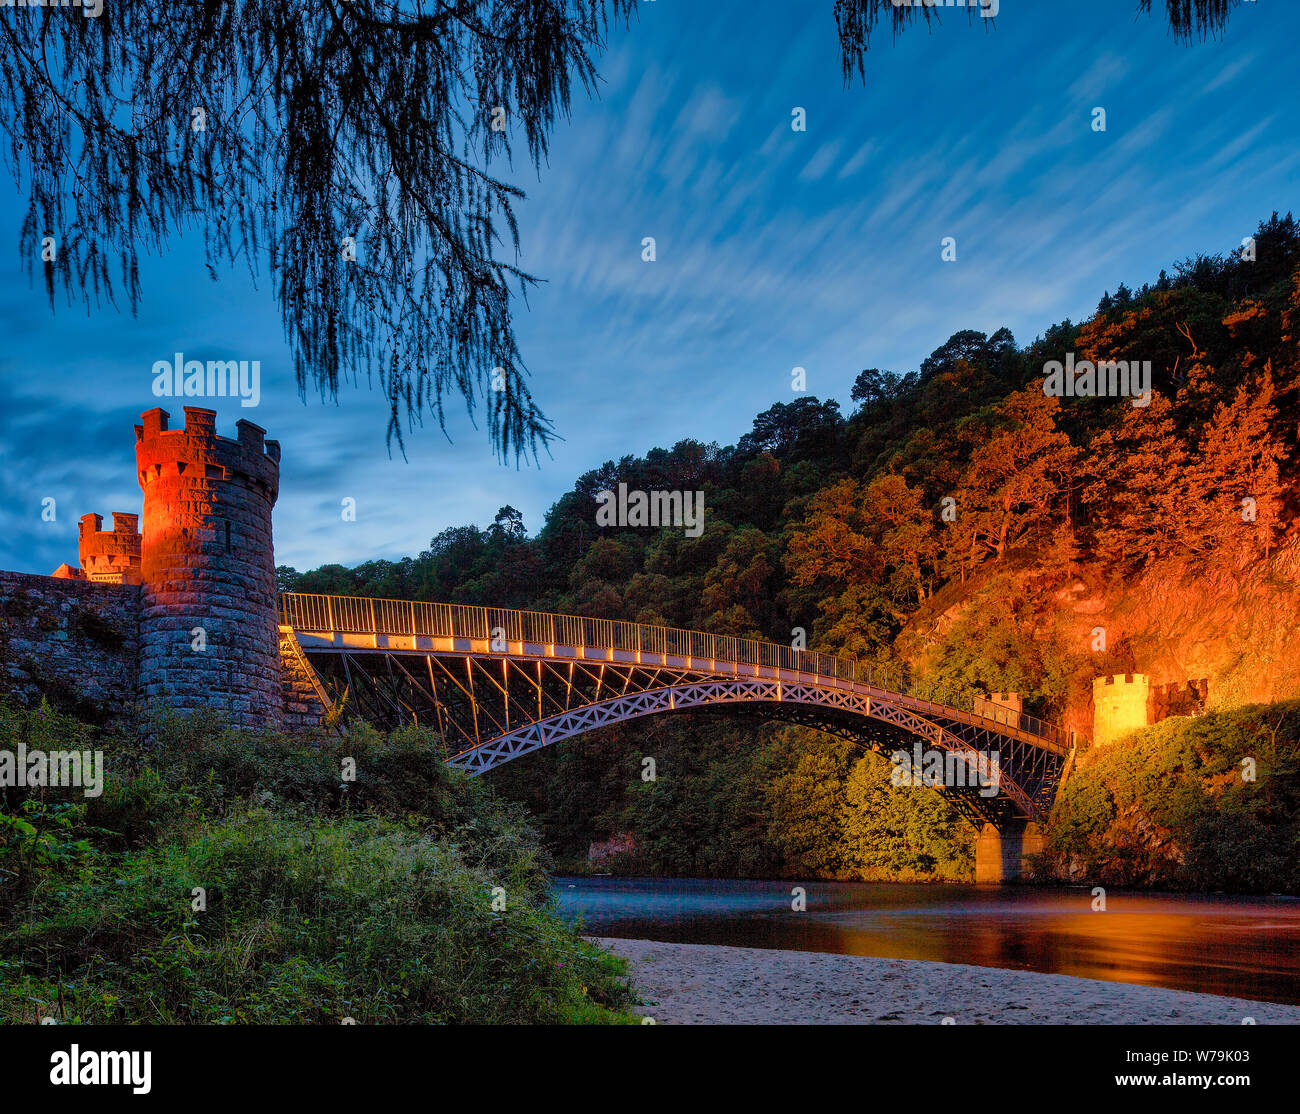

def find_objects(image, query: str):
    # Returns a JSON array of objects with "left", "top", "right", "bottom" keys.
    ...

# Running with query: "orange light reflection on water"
[{"left": 558, "top": 879, "right": 1300, "bottom": 1004}]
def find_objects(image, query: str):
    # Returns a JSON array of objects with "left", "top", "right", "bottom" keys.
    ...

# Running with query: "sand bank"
[{"left": 593, "top": 937, "right": 1300, "bottom": 1025}]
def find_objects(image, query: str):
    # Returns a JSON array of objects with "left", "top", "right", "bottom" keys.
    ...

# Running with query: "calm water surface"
[{"left": 554, "top": 876, "right": 1300, "bottom": 1005}]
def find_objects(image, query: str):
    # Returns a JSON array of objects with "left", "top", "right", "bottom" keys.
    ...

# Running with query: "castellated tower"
[
  {"left": 135, "top": 406, "right": 282, "bottom": 729},
  {"left": 1091, "top": 674, "right": 1150, "bottom": 748},
  {"left": 79, "top": 512, "right": 143, "bottom": 584}
]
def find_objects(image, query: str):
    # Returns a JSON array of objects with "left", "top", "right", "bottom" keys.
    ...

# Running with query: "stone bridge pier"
[{"left": 975, "top": 820, "right": 1046, "bottom": 884}]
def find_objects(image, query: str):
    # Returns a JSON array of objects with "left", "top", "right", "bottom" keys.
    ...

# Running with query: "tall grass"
[{"left": 0, "top": 702, "right": 635, "bottom": 1024}]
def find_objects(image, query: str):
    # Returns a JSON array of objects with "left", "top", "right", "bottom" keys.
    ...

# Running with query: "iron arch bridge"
[{"left": 281, "top": 593, "right": 1078, "bottom": 828}]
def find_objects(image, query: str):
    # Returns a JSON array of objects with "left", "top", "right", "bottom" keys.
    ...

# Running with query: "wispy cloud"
[{"left": 1, "top": 0, "right": 1296, "bottom": 575}]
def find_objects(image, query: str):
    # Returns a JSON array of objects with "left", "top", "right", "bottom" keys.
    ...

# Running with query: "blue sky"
[{"left": 2, "top": 0, "right": 1297, "bottom": 575}]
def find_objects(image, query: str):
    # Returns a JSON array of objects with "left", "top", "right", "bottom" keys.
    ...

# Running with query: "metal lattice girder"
[
  {"left": 435, "top": 679, "right": 1045, "bottom": 824},
  {"left": 294, "top": 604, "right": 1076, "bottom": 827},
  {"left": 283, "top": 591, "right": 1078, "bottom": 750}
]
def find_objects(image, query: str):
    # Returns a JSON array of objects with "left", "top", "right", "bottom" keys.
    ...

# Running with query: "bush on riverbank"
[
  {"left": 1040, "top": 700, "right": 1300, "bottom": 892},
  {"left": 595, "top": 724, "right": 975, "bottom": 882},
  {"left": 552, "top": 702, "right": 1300, "bottom": 894},
  {"left": 0, "top": 701, "right": 636, "bottom": 1023}
]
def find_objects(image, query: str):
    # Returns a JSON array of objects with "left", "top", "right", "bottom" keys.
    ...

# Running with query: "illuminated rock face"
[{"left": 135, "top": 407, "right": 282, "bottom": 729}]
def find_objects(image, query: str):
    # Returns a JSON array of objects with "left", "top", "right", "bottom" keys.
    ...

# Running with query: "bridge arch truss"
[{"left": 293, "top": 624, "right": 1072, "bottom": 827}]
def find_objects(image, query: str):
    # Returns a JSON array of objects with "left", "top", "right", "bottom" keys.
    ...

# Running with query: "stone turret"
[
  {"left": 1090, "top": 673, "right": 1211, "bottom": 748},
  {"left": 135, "top": 406, "right": 282, "bottom": 729},
  {"left": 1091, "top": 674, "right": 1150, "bottom": 747},
  {"left": 79, "top": 512, "right": 142, "bottom": 584},
  {"left": 973, "top": 691, "right": 1023, "bottom": 729}
]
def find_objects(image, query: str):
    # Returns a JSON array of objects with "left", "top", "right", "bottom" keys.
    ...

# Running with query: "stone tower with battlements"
[
  {"left": 79, "top": 512, "right": 143, "bottom": 584},
  {"left": 973, "top": 691, "right": 1023, "bottom": 729},
  {"left": 135, "top": 406, "right": 282, "bottom": 729},
  {"left": 1092, "top": 674, "right": 1150, "bottom": 747},
  {"left": 1091, "top": 673, "right": 1210, "bottom": 748}
]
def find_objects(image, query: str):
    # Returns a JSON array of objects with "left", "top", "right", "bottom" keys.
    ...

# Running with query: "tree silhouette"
[
  {"left": 834, "top": 0, "right": 1247, "bottom": 82},
  {"left": 1, "top": 0, "right": 1249, "bottom": 461},
  {"left": 1, "top": 0, "right": 631, "bottom": 460}
]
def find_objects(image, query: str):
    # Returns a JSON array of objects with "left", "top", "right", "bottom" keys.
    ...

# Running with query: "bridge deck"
[{"left": 281, "top": 593, "right": 1075, "bottom": 756}]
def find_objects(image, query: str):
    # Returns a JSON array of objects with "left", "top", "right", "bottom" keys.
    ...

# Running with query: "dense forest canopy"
[{"left": 280, "top": 213, "right": 1300, "bottom": 878}]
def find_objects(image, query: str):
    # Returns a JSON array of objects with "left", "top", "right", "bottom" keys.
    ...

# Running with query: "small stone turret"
[
  {"left": 135, "top": 406, "right": 282, "bottom": 729},
  {"left": 1090, "top": 673, "right": 1211, "bottom": 748},
  {"left": 1092, "top": 674, "right": 1150, "bottom": 747},
  {"left": 974, "top": 691, "right": 1022, "bottom": 729},
  {"left": 78, "top": 512, "right": 142, "bottom": 584}
]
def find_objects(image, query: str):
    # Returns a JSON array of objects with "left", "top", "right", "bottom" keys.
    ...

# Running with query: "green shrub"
[
  {"left": 0, "top": 701, "right": 636, "bottom": 1024},
  {"left": 1042, "top": 700, "right": 1300, "bottom": 891}
]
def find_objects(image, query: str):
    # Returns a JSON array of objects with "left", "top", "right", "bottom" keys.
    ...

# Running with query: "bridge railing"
[{"left": 280, "top": 592, "right": 1073, "bottom": 750}]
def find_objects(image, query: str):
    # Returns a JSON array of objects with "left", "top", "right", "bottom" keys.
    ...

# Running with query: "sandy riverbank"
[{"left": 593, "top": 937, "right": 1300, "bottom": 1024}]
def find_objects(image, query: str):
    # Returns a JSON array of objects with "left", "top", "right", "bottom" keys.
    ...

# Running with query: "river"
[{"left": 554, "top": 876, "right": 1300, "bottom": 1006}]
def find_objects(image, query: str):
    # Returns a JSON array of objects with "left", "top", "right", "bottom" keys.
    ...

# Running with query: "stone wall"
[
  {"left": 3, "top": 408, "right": 332, "bottom": 734},
  {"left": 0, "top": 570, "right": 141, "bottom": 723},
  {"left": 973, "top": 691, "right": 1023, "bottom": 728},
  {"left": 279, "top": 626, "right": 329, "bottom": 730},
  {"left": 1090, "top": 673, "right": 1212, "bottom": 748},
  {"left": 1150, "top": 678, "right": 1209, "bottom": 721}
]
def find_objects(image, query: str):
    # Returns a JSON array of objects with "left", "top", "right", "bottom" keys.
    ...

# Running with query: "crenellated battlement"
[
  {"left": 78, "top": 511, "right": 142, "bottom": 585},
  {"left": 133, "top": 406, "right": 283, "bottom": 729},
  {"left": 134, "top": 407, "right": 280, "bottom": 502},
  {"left": 1091, "top": 673, "right": 1209, "bottom": 747},
  {"left": 1095, "top": 673, "right": 1149, "bottom": 689},
  {"left": 974, "top": 691, "right": 1023, "bottom": 728},
  {"left": 1091, "top": 674, "right": 1150, "bottom": 747},
  {"left": 35, "top": 405, "right": 298, "bottom": 731}
]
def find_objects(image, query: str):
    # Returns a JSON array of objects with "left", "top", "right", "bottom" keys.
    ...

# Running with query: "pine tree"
[
  {"left": 1188, "top": 368, "right": 1287, "bottom": 561},
  {"left": 1082, "top": 391, "right": 1194, "bottom": 568},
  {"left": 956, "top": 390, "right": 1077, "bottom": 566}
]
